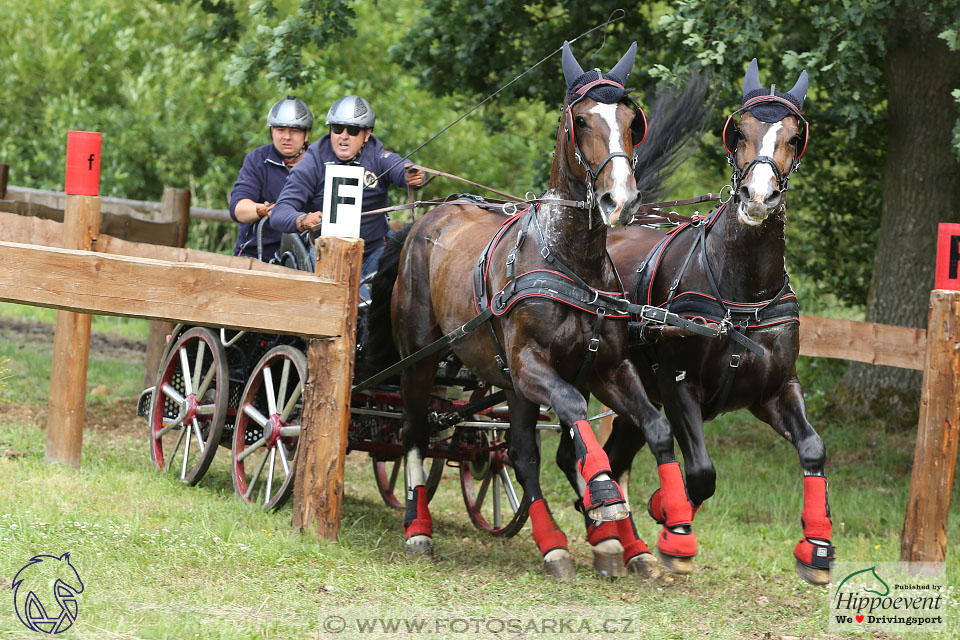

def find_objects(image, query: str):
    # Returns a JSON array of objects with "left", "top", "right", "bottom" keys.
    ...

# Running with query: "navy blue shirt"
[
  {"left": 270, "top": 134, "right": 411, "bottom": 258},
  {"left": 229, "top": 143, "right": 298, "bottom": 260}
]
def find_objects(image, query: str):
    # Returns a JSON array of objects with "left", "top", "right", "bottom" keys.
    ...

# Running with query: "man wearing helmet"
[
  {"left": 228, "top": 96, "right": 313, "bottom": 260},
  {"left": 270, "top": 95, "right": 424, "bottom": 292}
]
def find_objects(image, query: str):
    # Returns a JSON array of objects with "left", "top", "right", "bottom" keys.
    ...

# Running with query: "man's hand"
[
  {"left": 296, "top": 211, "right": 323, "bottom": 232},
  {"left": 256, "top": 201, "right": 275, "bottom": 218},
  {"left": 404, "top": 163, "right": 425, "bottom": 189}
]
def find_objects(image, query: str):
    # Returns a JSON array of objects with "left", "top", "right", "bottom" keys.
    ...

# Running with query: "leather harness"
[{"left": 630, "top": 203, "right": 798, "bottom": 414}]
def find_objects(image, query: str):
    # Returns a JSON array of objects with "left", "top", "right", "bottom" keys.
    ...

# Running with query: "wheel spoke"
[
  {"left": 474, "top": 473, "right": 491, "bottom": 510},
  {"left": 244, "top": 448, "right": 269, "bottom": 500},
  {"left": 163, "top": 426, "right": 186, "bottom": 472},
  {"left": 161, "top": 383, "right": 186, "bottom": 406},
  {"left": 195, "top": 403, "right": 216, "bottom": 416},
  {"left": 499, "top": 467, "right": 520, "bottom": 512},
  {"left": 243, "top": 403, "right": 270, "bottom": 428},
  {"left": 388, "top": 460, "right": 402, "bottom": 494},
  {"left": 192, "top": 340, "right": 206, "bottom": 394},
  {"left": 493, "top": 472, "right": 502, "bottom": 528},
  {"left": 278, "top": 424, "right": 300, "bottom": 437},
  {"left": 237, "top": 434, "right": 268, "bottom": 461},
  {"left": 192, "top": 418, "right": 205, "bottom": 454},
  {"left": 178, "top": 347, "right": 193, "bottom": 394},
  {"left": 265, "top": 448, "right": 277, "bottom": 504},
  {"left": 181, "top": 422, "right": 193, "bottom": 480},
  {"left": 279, "top": 384, "right": 302, "bottom": 423},
  {"left": 277, "top": 441, "right": 291, "bottom": 477},
  {"left": 263, "top": 365, "right": 278, "bottom": 416},
  {"left": 196, "top": 361, "right": 217, "bottom": 399},
  {"left": 277, "top": 358, "right": 291, "bottom": 416}
]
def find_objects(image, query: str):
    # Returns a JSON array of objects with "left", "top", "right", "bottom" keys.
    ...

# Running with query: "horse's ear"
[
  {"left": 722, "top": 114, "right": 739, "bottom": 155},
  {"left": 609, "top": 41, "right": 637, "bottom": 83},
  {"left": 562, "top": 41, "right": 584, "bottom": 88},
  {"left": 743, "top": 58, "right": 762, "bottom": 99},
  {"left": 787, "top": 70, "right": 808, "bottom": 107}
]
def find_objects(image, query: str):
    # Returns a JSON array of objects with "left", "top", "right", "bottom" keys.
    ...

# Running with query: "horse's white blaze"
[
  {"left": 589, "top": 103, "right": 632, "bottom": 211},
  {"left": 406, "top": 448, "right": 425, "bottom": 488},
  {"left": 746, "top": 122, "right": 782, "bottom": 203}
]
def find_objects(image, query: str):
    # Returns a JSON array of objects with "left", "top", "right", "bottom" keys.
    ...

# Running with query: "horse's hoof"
[
  {"left": 626, "top": 552, "right": 660, "bottom": 579},
  {"left": 592, "top": 549, "right": 627, "bottom": 578},
  {"left": 544, "top": 554, "right": 576, "bottom": 581},
  {"left": 795, "top": 560, "right": 831, "bottom": 585},
  {"left": 405, "top": 535, "right": 433, "bottom": 557},
  {"left": 587, "top": 503, "right": 630, "bottom": 522},
  {"left": 657, "top": 550, "right": 694, "bottom": 575}
]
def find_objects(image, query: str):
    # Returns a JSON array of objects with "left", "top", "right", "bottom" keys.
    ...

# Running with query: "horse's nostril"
[
  {"left": 599, "top": 193, "right": 617, "bottom": 215},
  {"left": 765, "top": 189, "right": 781, "bottom": 206},
  {"left": 739, "top": 186, "right": 751, "bottom": 202}
]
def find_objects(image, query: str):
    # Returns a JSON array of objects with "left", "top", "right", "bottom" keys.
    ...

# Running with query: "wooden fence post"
[
  {"left": 45, "top": 195, "right": 101, "bottom": 467},
  {"left": 292, "top": 236, "right": 364, "bottom": 540},
  {"left": 0, "top": 163, "right": 8, "bottom": 200},
  {"left": 901, "top": 289, "right": 960, "bottom": 566},
  {"left": 143, "top": 187, "right": 191, "bottom": 388}
]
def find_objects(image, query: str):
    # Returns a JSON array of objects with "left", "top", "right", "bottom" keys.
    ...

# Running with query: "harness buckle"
[
  {"left": 730, "top": 353, "right": 741, "bottom": 368},
  {"left": 505, "top": 252, "right": 515, "bottom": 266},
  {"left": 494, "top": 354, "right": 510, "bottom": 375},
  {"left": 540, "top": 246, "right": 550, "bottom": 260},
  {"left": 588, "top": 337, "right": 600, "bottom": 353}
]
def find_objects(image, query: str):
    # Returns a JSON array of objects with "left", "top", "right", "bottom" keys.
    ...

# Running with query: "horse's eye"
[{"left": 574, "top": 115, "right": 587, "bottom": 128}]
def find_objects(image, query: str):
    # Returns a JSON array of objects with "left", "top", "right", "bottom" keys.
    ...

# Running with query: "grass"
[{"left": 0, "top": 307, "right": 958, "bottom": 639}]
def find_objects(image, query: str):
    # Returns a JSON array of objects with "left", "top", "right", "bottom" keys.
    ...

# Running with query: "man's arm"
[
  {"left": 271, "top": 151, "right": 323, "bottom": 233},
  {"left": 229, "top": 151, "right": 269, "bottom": 222}
]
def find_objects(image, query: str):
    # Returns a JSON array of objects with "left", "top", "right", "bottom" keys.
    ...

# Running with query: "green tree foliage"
[{"left": 0, "top": 1, "right": 556, "bottom": 253}]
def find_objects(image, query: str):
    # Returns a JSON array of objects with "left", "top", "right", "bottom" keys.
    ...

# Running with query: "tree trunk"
[{"left": 838, "top": 10, "right": 960, "bottom": 425}]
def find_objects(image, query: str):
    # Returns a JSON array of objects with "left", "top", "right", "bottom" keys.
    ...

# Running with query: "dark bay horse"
[
  {"left": 597, "top": 59, "right": 834, "bottom": 585},
  {"left": 370, "top": 41, "right": 698, "bottom": 579}
]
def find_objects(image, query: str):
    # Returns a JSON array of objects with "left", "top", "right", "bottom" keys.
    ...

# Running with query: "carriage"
[{"left": 136, "top": 227, "right": 562, "bottom": 535}]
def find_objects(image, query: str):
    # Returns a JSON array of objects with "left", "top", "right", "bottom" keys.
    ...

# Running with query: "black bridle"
[
  {"left": 722, "top": 94, "right": 808, "bottom": 201},
  {"left": 563, "top": 77, "right": 641, "bottom": 213}
]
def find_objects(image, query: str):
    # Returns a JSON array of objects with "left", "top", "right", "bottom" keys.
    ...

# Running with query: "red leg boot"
[
  {"left": 530, "top": 498, "right": 574, "bottom": 580},
  {"left": 403, "top": 485, "right": 433, "bottom": 555},
  {"left": 656, "top": 462, "right": 697, "bottom": 574},
  {"left": 793, "top": 475, "right": 834, "bottom": 585},
  {"left": 572, "top": 420, "right": 628, "bottom": 521}
]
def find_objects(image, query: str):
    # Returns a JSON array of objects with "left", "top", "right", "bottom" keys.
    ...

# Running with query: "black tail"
[
  {"left": 366, "top": 223, "right": 414, "bottom": 369},
  {"left": 634, "top": 69, "right": 712, "bottom": 201}
]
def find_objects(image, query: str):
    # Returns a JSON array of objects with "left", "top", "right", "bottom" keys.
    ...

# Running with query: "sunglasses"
[{"left": 331, "top": 124, "right": 363, "bottom": 136}]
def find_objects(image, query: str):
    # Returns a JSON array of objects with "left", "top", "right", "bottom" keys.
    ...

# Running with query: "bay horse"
[
  {"left": 596, "top": 59, "right": 834, "bottom": 585},
  {"left": 370, "top": 41, "right": 699, "bottom": 579}
]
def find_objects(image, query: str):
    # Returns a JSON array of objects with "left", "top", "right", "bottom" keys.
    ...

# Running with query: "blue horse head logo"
[{"left": 12, "top": 552, "right": 84, "bottom": 634}]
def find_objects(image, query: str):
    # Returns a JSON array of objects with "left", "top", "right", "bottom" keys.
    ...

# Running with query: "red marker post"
[
  {"left": 45, "top": 131, "right": 103, "bottom": 468},
  {"left": 934, "top": 223, "right": 960, "bottom": 291}
]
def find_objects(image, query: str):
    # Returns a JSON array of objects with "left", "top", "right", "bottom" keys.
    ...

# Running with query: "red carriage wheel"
[
  {"left": 232, "top": 345, "right": 307, "bottom": 511},
  {"left": 371, "top": 441, "right": 444, "bottom": 510},
  {"left": 460, "top": 429, "right": 530, "bottom": 537},
  {"left": 149, "top": 327, "right": 229, "bottom": 485}
]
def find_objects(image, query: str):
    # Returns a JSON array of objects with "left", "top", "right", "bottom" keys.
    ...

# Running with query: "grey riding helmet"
[
  {"left": 267, "top": 96, "right": 314, "bottom": 130},
  {"left": 325, "top": 95, "right": 376, "bottom": 129}
]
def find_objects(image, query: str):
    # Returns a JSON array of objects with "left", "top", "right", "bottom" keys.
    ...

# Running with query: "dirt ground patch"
[{"left": 0, "top": 315, "right": 147, "bottom": 362}]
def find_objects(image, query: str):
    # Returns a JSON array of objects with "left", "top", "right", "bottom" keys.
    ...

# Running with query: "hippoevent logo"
[
  {"left": 12, "top": 552, "right": 84, "bottom": 634},
  {"left": 829, "top": 562, "right": 946, "bottom": 633}
]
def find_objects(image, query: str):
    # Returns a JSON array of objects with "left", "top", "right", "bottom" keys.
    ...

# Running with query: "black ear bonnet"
[
  {"left": 722, "top": 58, "right": 809, "bottom": 160},
  {"left": 562, "top": 41, "right": 647, "bottom": 148}
]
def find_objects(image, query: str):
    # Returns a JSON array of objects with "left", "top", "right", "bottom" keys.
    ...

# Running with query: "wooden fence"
[{"left": 0, "top": 162, "right": 956, "bottom": 564}]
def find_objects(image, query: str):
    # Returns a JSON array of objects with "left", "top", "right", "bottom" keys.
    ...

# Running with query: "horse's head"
[
  {"left": 558, "top": 41, "right": 646, "bottom": 227},
  {"left": 723, "top": 59, "right": 808, "bottom": 226}
]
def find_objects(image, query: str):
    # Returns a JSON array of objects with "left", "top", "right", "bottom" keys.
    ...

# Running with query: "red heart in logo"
[{"left": 855, "top": 615, "right": 864, "bottom": 623}]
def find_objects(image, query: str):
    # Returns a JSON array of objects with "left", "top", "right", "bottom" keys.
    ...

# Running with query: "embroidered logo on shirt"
[{"left": 363, "top": 170, "right": 378, "bottom": 188}]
